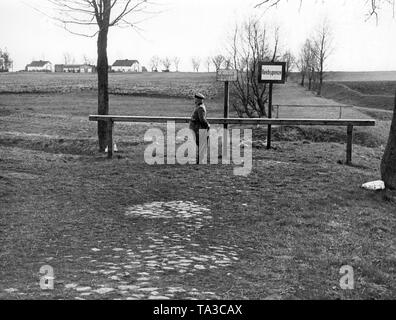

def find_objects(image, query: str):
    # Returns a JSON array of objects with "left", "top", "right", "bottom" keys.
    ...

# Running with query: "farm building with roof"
[
  {"left": 55, "top": 64, "right": 96, "bottom": 73},
  {"left": 111, "top": 59, "right": 141, "bottom": 73},
  {"left": 26, "top": 60, "right": 53, "bottom": 72}
]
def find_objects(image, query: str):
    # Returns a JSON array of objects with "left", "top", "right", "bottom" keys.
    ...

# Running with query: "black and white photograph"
[{"left": 0, "top": 0, "right": 395, "bottom": 306}]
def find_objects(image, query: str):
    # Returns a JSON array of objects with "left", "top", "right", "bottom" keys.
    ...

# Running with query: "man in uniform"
[{"left": 189, "top": 93, "right": 210, "bottom": 163}]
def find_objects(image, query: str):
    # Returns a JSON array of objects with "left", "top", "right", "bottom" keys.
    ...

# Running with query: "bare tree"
[
  {"left": 281, "top": 50, "right": 296, "bottom": 82},
  {"left": 303, "top": 39, "right": 318, "bottom": 91},
  {"left": 161, "top": 57, "right": 172, "bottom": 71},
  {"left": 173, "top": 56, "right": 181, "bottom": 72},
  {"left": 224, "top": 57, "right": 232, "bottom": 69},
  {"left": 255, "top": 0, "right": 396, "bottom": 190},
  {"left": 205, "top": 57, "right": 212, "bottom": 72},
  {"left": 46, "top": 0, "right": 153, "bottom": 151},
  {"left": 228, "top": 19, "right": 280, "bottom": 118},
  {"left": 297, "top": 39, "right": 315, "bottom": 87},
  {"left": 63, "top": 52, "right": 75, "bottom": 65},
  {"left": 82, "top": 54, "right": 93, "bottom": 65},
  {"left": 296, "top": 44, "right": 307, "bottom": 86},
  {"left": 212, "top": 54, "right": 225, "bottom": 71},
  {"left": 256, "top": 0, "right": 395, "bottom": 21},
  {"left": 312, "top": 19, "right": 333, "bottom": 95},
  {"left": 150, "top": 55, "right": 160, "bottom": 72},
  {"left": 191, "top": 57, "right": 201, "bottom": 72}
]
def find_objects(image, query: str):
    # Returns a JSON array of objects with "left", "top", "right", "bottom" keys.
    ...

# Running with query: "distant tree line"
[
  {"left": 149, "top": 56, "right": 179, "bottom": 72},
  {"left": 296, "top": 20, "right": 333, "bottom": 96},
  {"left": 0, "top": 48, "right": 13, "bottom": 72}
]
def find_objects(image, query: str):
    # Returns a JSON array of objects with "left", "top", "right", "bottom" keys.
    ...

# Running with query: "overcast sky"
[{"left": 1, "top": 0, "right": 396, "bottom": 71}]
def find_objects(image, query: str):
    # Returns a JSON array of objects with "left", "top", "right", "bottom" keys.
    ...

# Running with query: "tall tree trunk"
[
  {"left": 318, "top": 73, "right": 323, "bottom": 95},
  {"left": 97, "top": 26, "right": 109, "bottom": 151},
  {"left": 301, "top": 73, "right": 305, "bottom": 87},
  {"left": 381, "top": 90, "right": 396, "bottom": 189},
  {"left": 317, "top": 61, "right": 323, "bottom": 95}
]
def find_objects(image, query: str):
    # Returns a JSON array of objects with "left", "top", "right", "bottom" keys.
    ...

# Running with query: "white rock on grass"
[
  {"left": 80, "top": 292, "right": 92, "bottom": 296},
  {"left": 94, "top": 288, "right": 114, "bottom": 294},
  {"left": 76, "top": 287, "right": 92, "bottom": 292},
  {"left": 179, "top": 259, "right": 193, "bottom": 263},
  {"left": 102, "top": 270, "right": 116, "bottom": 275},
  {"left": 4, "top": 288, "right": 18, "bottom": 293},
  {"left": 65, "top": 284, "right": 78, "bottom": 289},
  {"left": 194, "top": 265, "right": 206, "bottom": 270},
  {"left": 137, "top": 277, "right": 151, "bottom": 281},
  {"left": 148, "top": 296, "right": 170, "bottom": 300},
  {"left": 362, "top": 180, "right": 385, "bottom": 190},
  {"left": 192, "top": 257, "right": 208, "bottom": 262},
  {"left": 138, "top": 287, "right": 159, "bottom": 292}
]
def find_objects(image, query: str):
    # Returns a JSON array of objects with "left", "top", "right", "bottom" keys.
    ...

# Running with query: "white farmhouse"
[
  {"left": 111, "top": 59, "right": 141, "bottom": 73},
  {"left": 26, "top": 60, "right": 53, "bottom": 72}
]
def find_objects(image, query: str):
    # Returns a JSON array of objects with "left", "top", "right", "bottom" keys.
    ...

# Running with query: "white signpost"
[
  {"left": 258, "top": 62, "right": 287, "bottom": 149},
  {"left": 259, "top": 63, "right": 286, "bottom": 83},
  {"left": 216, "top": 69, "right": 238, "bottom": 82}
]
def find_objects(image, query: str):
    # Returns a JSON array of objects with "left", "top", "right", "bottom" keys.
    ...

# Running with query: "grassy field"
[
  {"left": 290, "top": 71, "right": 396, "bottom": 113},
  {"left": 325, "top": 71, "right": 396, "bottom": 82},
  {"left": 0, "top": 72, "right": 222, "bottom": 99},
  {"left": 319, "top": 82, "right": 395, "bottom": 112},
  {"left": 291, "top": 71, "right": 396, "bottom": 82},
  {"left": 0, "top": 72, "right": 395, "bottom": 300}
]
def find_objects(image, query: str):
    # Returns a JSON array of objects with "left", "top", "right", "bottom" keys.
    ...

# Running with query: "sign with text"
[
  {"left": 217, "top": 69, "right": 238, "bottom": 82},
  {"left": 258, "top": 62, "right": 286, "bottom": 84}
]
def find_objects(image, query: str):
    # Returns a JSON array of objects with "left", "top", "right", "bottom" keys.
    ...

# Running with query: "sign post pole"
[
  {"left": 224, "top": 81, "right": 229, "bottom": 130},
  {"left": 267, "top": 83, "right": 273, "bottom": 150},
  {"left": 223, "top": 80, "right": 229, "bottom": 161},
  {"left": 217, "top": 69, "right": 237, "bottom": 162}
]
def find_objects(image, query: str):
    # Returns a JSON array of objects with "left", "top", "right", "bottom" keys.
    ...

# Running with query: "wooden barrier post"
[
  {"left": 217, "top": 69, "right": 237, "bottom": 161},
  {"left": 223, "top": 81, "right": 229, "bottom": 161},
  {"left": 346, "top": 125, "right": 353, "bottom": 165},
  {"left": 107, "top": 119, "right": 114, "bottom": 159},
  {"left": 267, "top": 83, "right": 273, "bottom": 150},
  {"left": 224, "top": 81, "right": 229, "bottom": 129}
]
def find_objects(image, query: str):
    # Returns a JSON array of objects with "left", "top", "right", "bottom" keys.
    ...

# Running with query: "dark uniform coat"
[
  {"left": 189, "top": 102, "right": 210, "bottom": 161},
  {"left": 189, "top": 103, "right": 210, "bottom": 136}
]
